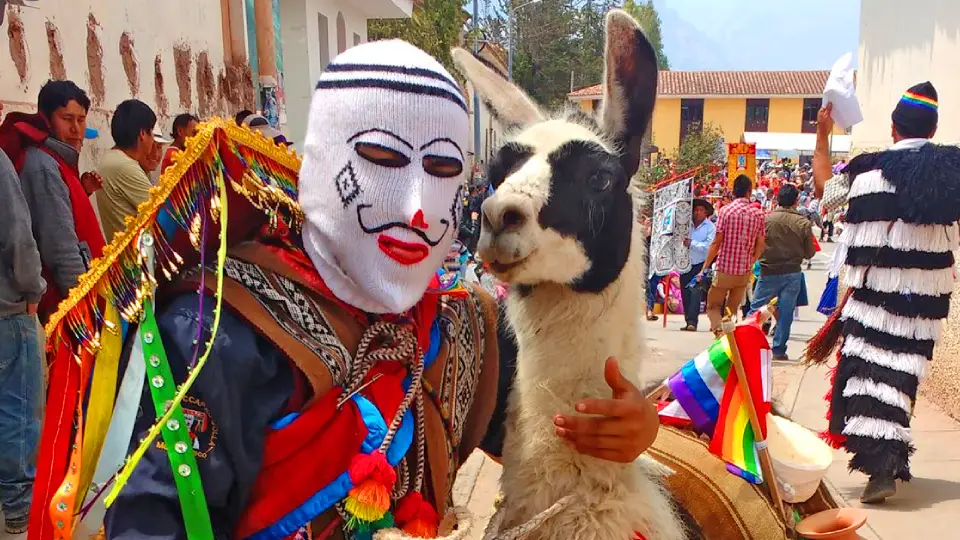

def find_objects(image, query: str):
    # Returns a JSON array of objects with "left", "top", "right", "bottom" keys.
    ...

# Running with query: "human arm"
[
  {"left": 476, "top": 305, "right": 515, "bottom": 463},
  {"left": 457, "top": 286, "right": 501, "bottom": 464},
  {"left": 113, "top": 160, "right": 155, "bottom": 209},
  {"left": 19, "top": 150, "right": 87, "bottom": 295},
  {"left": 803, "top": 222, "right": 816, "bottom": 260},
  {"left": 553, "top": 358, "right": 660, "bottom": 462},
  {"left": 812, "top": 104, "right": 834, "bottom": 199},
  {"left": 479, "top": 308, "right": 659, "bottom": 464},
  {"left": 698, "top": 230, "right": 723, "bottom": 277},
  {"left": 0, "top": 151, "right": 45, "bottom": 306},
  {"left": 752, "top": 231, "right": 766, "bottom": 263},
  {"left": 104, "top": 295, "right": 294, "bottom": 539}
]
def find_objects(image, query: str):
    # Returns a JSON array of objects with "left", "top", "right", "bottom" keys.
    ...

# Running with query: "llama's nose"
[{"left": 482, "top": 197, "right": 532, "bottom": 235}]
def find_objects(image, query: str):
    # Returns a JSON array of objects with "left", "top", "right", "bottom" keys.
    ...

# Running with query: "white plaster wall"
[
  {"left": 853, "top": 0, "right": 960, "bottom": 151},
  {"left": 281, "top": 0, "right": 374, "bottom": 147},
  {"left": 464, "top": 83, "right": 505, "bottom": 176},
  {"left": 0, "top": 0, "right": 228, "bottom": 174}
]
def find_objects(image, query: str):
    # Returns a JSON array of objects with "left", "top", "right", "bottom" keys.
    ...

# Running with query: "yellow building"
[{"left": 568, "top": 70, "right": 847, "bottom": 158}]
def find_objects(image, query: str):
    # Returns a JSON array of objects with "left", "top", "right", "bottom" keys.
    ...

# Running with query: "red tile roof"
[{"left": 568, "top": 70, "right": 832, "bottom": 99}]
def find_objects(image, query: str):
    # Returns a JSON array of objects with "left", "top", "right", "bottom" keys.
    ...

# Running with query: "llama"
[{"left": 452, "top": 10, "right": 686, "bottom": 540}]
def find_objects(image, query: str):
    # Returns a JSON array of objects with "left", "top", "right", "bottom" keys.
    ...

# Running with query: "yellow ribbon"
[{"left": 75, "top": 301, "right": 122, "bottom": 512}]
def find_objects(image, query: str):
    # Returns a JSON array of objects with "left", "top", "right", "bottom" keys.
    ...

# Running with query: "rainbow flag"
[
  {"left": 659, "top": 321, "right": 772, "bottom": 483},
  {"left": 661, "top": 340, "right": 731, "bottom": 435}
]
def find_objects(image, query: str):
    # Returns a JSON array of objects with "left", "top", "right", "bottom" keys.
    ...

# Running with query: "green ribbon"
[{"left": 140, "top": 302, "right": 214, "bottom": 539}]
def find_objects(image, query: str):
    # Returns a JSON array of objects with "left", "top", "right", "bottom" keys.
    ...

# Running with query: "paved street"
[{"left": 454, "top": 243, "right": 960, "bottom": 539}]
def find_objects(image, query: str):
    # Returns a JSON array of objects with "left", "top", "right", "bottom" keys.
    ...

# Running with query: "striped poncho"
[{"left": 816, "top": 138, "right": 960, "bottom": 480}]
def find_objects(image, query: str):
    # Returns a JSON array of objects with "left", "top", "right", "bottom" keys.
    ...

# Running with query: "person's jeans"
[
  {"left": 0, "top": 313, "right": 43, "bottom": 529},
  {"left": 646, "top": 274, "right": 661, "bottom": 312},
  {"left": 748, "top": 272, "right": 804, "bottom": 357},
  {"left": 679, "top": 263, "right": 704, "bottom": 327}
]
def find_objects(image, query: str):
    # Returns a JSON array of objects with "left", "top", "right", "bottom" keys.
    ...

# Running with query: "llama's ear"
[
  {"left": 597, "top": 9, "right": 659, "bottom": 179},
  {"left": 452, "top": 48, "right": 545, "bottom": 129}
]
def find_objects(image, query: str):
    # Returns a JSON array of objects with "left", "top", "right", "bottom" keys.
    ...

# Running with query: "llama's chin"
[{"left": 486, "top": 258, "right": 530, "bottom": 283}]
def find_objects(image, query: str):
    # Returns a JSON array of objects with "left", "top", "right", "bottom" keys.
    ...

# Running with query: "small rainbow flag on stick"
[{"left": 659, "top": 319, "right": 773, "bottom": 483}]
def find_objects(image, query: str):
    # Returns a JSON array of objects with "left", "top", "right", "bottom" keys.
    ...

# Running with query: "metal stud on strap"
[{"left": 139, "top": 301, "right": 213, "bottom": 539}]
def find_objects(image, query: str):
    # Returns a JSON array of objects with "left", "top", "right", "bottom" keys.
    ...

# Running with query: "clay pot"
[{"left": 795, "top": 508, "right": 868, "bottom": 540}]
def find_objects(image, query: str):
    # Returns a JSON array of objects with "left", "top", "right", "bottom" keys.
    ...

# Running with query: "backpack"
[{"left": 0, "top": 111, "right": 51, "bottom": 171}]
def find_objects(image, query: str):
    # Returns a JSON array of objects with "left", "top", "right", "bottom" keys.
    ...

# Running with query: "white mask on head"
[{"left": 299, "top": 40, "right": 469, "bottom": 314}]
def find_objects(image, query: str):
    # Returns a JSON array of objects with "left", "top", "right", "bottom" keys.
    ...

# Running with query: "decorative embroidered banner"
[{"left": 649, "top": 177, "right": 693, "bottom": 277}]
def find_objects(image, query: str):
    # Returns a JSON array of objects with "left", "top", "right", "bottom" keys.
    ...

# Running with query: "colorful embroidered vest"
[{"left": 186, "top": 243, "right": 500, "bottom": 539}]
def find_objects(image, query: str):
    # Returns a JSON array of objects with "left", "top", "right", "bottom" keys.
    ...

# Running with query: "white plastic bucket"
[{"left": 766, "top": 414, "right": 833, "bottom": 503}]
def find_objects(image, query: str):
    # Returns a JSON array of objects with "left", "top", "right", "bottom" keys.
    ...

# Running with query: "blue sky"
[
  {"left": 653, "top": 0, "right": 861, "bottom": 71},
  {"left": 467, "top": 0, "right": 862, "bottom": 71}
]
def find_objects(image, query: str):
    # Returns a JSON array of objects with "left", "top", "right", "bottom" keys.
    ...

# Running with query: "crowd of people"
[
  {"left": 0, "top": 77, "right": 303, "bottom": 535},
  {"left": 645, "top": 162, "right": 831, "bottom": 363}
]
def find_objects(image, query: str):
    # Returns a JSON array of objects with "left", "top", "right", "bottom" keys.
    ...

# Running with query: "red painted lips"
[{"left": 377, "top": 234, "right": 430, "bottom": 265}]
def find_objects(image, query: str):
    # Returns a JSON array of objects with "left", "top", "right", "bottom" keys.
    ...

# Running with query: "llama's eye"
[
  {"left": 423, "top": 155, "right": 463, "bottom": 178},
  {"left": 354, "top": 142, "right": 411, "bottom": 168},
  {"left": 590, "top": 174, "right": 612, "bottom": 192}
]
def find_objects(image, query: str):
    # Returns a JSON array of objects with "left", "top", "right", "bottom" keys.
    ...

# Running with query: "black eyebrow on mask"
[
  {"left": 347, "top": 128, "right": 413, "bottom": 150},
  {"left": 420, "top": 137, "right": 464, "bottom": 159}
]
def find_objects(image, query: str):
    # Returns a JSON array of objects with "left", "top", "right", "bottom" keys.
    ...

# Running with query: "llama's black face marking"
[
  {"left": 539, "top": 140, "right": 633, "bottom": 293},
  {"left": 488, "top": 142, "right": 535, "bottom": 188}
]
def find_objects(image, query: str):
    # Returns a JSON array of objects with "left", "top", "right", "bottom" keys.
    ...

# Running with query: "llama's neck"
[{"left": 506, "top": 231, "right": 645, "bottom": 391}]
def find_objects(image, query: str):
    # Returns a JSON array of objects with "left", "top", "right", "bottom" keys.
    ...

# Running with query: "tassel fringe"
[{"left": 804, "top": 288, "right": 852, "bottom": 365}]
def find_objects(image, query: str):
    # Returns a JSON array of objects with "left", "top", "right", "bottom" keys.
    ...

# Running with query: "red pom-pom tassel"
[
  {"left": 344, "top": 452, "right": 398, "bottom": 525},
  {"left": 395, "top": 492, "right": 439, "bottom": 538},
  {"left": 348, "top": 451, "right": 397, "bottom": 485}
]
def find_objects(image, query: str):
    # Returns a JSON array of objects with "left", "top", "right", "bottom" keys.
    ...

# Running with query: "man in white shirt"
[{"left": 679, "top": 198, "right": 716, "bottom": 331}]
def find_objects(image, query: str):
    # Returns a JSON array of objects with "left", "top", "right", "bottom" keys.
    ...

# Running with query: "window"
[
  {"left": 801, "top": 98, "right": 820, "bottom": 133},
  {"left": 591, "top": 99, "right": 601, "bottom": 111},
  {"left": 354, "top": 33, "right": 362, "bottom": 46},
  {"left": 680, "top": 98, "right": 704, "bottom": 142},
  {"left": 337, "top": 12, "right": 347, "bottom": 54},
  {"left": 745, "top": 98, "right": 769, "bottom": 132},
  {"left": 318, "top": 13, "right": 330, "bottom": 70}
]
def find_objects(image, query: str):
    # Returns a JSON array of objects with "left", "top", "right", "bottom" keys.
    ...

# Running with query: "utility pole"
[
  {"left": 508, "top": 0, "right": 541, "bottom": 81},
  {"left": 507, "top": 2, "right": 514, "bottom": 81},
  {"left": 473, "top": 0, "right": 482, "bottom": 174}
]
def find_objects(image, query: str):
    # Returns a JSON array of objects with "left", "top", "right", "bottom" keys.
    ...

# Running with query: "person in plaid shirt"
[{"left": 697, "top": 174, "right": 766, "bottom": 335}]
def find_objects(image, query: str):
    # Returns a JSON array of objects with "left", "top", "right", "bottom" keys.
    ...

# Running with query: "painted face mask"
[{"left": 299, "top": 40, "right": 469, "bottom": 314}]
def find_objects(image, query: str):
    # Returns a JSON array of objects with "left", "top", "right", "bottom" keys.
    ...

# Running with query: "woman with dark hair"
[{"left": 160, "top": 113, "right": 199, "bottom": 173}]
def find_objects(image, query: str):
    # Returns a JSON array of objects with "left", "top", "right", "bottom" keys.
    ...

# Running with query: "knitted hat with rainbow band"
[{"left": 892, "top": 81, "right": 938, "bottom": 138}]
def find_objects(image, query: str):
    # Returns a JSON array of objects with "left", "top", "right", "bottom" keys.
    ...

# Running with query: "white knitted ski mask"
[{"left": 299, "top": 40, "right": 469, "bottom": 314}]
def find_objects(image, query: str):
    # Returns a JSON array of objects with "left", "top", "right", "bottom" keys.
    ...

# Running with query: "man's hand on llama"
[{"left": 552, "top": 357, "right": 660, "bottom": 463}]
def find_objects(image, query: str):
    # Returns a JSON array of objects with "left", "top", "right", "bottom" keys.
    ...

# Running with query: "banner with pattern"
[{"left": 649, "top": 177, "right": 693, "bottom": 277}]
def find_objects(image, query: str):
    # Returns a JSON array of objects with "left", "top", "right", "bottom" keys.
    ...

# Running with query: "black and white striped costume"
[{"left": 820, "top": 138, "right": 960, "bottom": 480}]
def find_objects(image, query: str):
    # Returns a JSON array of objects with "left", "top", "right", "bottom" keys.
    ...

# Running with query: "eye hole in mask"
[
  {"left": 355, "top": 142, "right": 411, "bottom": 168},
  {"left": 423, "top": 155, "right": 463, "bottom": 178}
]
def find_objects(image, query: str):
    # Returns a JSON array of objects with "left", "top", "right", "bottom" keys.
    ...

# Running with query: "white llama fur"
[
  {"left": 453, "top": 10, "right": 685, "bottom": 540},
  {"left": 497, "top": 226, "right": 685, "bottom": 540}
]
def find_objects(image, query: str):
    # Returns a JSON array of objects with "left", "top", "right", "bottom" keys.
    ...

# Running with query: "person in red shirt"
[
  {"left": 697, "top": 174, "right": 766, "bottom": 335},
  {"left": 160, "top": 113, "right": 198, "bottom": 173}
]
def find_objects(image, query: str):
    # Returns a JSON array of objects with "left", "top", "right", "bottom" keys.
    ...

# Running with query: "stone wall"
[{"left": 922, "top": 285, "right": 960, "bottom": 420}]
